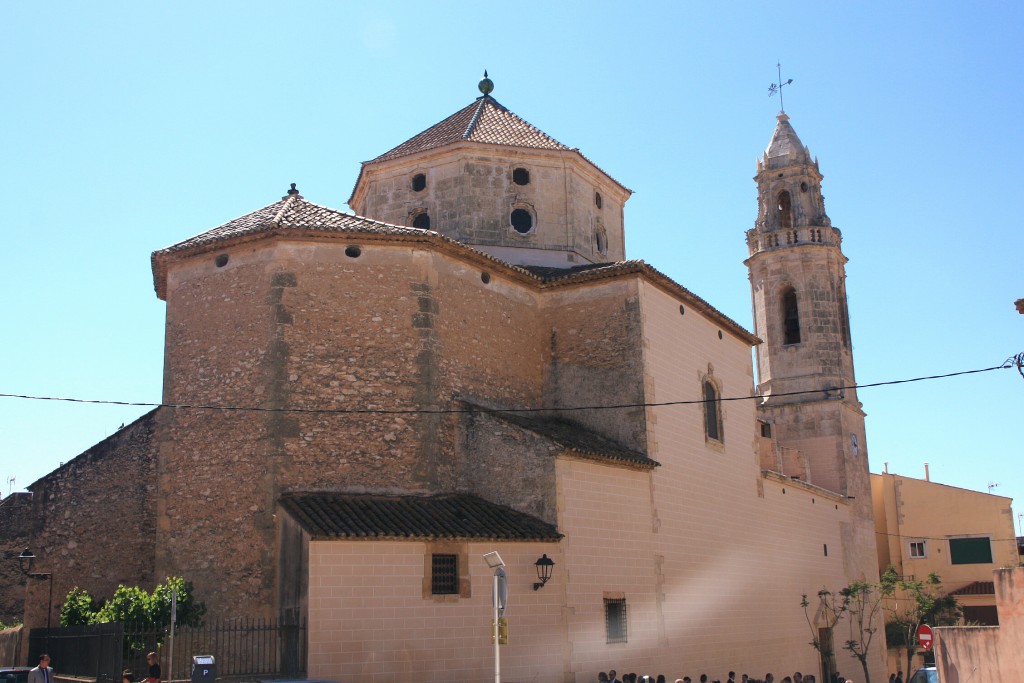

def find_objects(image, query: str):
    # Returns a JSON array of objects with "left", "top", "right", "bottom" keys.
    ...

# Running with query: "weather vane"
[{"left": 768, "top": 61, "right": 793, "bottom": 112}]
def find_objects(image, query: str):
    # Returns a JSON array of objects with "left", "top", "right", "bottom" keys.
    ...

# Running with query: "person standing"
[
  {"left": 144, "top": 653, "right": 161, "bottom": 683},
  {"left": 28, "top": 655, "right": 53, "bottom": 683}
]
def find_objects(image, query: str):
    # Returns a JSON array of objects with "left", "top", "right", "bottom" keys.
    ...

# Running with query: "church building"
[{"left": 8, "top": 75, "right": 885, "bottom": 683}]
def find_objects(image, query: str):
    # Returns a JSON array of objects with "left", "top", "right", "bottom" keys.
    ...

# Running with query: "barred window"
[
  {"left": 604, "top": 598, "right": 627, "bottom": 643},
  {"left": 431, "top": 554, "right": 458, "bottom": 595}
]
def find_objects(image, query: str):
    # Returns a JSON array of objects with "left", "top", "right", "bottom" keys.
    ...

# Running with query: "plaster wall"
[
  {"left": 870, "top": 474, "right": 1018, "bottom": 585},
  {"left": 934, "top": 567, "right": 1024, "bottom": 683},
  {"left": 307, "top": 540, "right": 566, "bottom": 683},
  {"left": 629, "top": 281, "right": 885, "bottom": 683}
]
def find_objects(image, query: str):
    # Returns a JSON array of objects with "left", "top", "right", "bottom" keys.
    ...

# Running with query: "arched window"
[
  {"left": 594, "top": 224, "right": 608, "bottom": 255},
  {"left": 777, "top": 190, "right": 793, "bottom": 229},
  {"left": 703, "top": 379, "right": 723, "bottom": 442},
  {"left": 782, "top": 287, "right": 801, "bottom": 345}
]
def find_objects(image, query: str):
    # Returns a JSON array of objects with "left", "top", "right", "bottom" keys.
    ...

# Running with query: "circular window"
[
  {"left": 345, "top": 245, "right": 362, "bottom": 258},
  {"left": 512, "top": 167, "right": 530, "bottom": 186},
  {"left": 595, "top": 192, "right": 603, "bottom": 209},
  {"left": 510, "top": 208, "right": 533, "bottom": 234},
  {"left": 412, "top": 212, "right": 431, "bottom": 229},
  {"left": 679, "top": 305, "right": 685, "bottom": 315},
  {"left": 718, "top": 330, "right": 723, "bottom": 339},
  {"left": 411, "top": 173, "right": 426, "bottom": 192},
  {"left": 481, "top": 272, "right": 491, "bottom": 284},
  {"left": 215, "top": 254, "right": 229, "bottom": 268}
]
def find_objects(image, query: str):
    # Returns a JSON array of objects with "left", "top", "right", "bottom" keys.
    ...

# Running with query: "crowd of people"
[{"left": 595, "top": 669, "right": 874, "bottom": 683}]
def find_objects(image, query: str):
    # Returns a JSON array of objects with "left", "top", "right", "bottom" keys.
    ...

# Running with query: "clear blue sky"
[{"left": 2, "top": 2, "right": 1022, "bottom": 538}]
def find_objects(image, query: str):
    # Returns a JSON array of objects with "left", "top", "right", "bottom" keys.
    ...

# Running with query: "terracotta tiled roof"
[
  {"left": 152, "top": 191, "right": 755, "bottom": 343},
  {"left": 279, "top": 492, "right": 562, "bottom": 542},
  {"left": 948, "top": 581, "right": 995, "bottom": 596},
  {"left": 479, "top": 408, "right": 657, "bottom": 470},
  {"left": 152, "top": 189, "right": 422, "bottom": 255},
  {"left": 370, "top": 96, "right": 571, "bottom": 163}
]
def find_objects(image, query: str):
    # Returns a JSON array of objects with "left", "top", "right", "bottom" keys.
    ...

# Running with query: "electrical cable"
[{"left": 0, "top": 357, "right": 1018, "bottom": 416}]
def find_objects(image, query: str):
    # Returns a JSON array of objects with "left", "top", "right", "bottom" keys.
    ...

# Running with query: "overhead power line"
[{"left": 0, "top": 356, "right": 1019, "bottom": 416}]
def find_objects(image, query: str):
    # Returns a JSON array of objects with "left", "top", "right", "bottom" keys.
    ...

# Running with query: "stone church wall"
[
  {"left": 20, "top": 410, "right": 158, "bottom": 633},
  {"left": 156, "top": 238, "right": 556, "bottom": 617}
]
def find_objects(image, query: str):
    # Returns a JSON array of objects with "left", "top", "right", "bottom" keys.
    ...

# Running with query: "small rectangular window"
[
  {"left": 909, "top": 541, "right": 926, "bottom": 558},
  {"left": 605, "top": 598, "right": 627, "bottom": 643},
  {"left": 431, "top": 554, "right": 458, "bottom": 595},
  {"left": 759, "top": 421, "right": 772, "bottom": 438},
  {"left": 949, "top": 537, "right": 993, "bottom": 565}
]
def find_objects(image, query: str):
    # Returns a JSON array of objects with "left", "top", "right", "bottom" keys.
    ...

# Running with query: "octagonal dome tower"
[{"left": 348, "top": 76, "right": 632, "bottom": 269}]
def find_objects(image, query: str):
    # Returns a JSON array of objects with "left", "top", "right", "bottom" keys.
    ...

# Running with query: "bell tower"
[{"left": 745, "top": 112, "right": 877, "bottom": 580}]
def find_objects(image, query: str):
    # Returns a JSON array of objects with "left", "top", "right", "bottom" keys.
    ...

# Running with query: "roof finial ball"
[{"left": 478, "top": 70, "right": 494, "bottom": 97}]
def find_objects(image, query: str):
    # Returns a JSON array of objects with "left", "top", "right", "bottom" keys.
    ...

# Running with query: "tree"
[
  {"left": 59, "top": 576, "right": 206, "bottom": 628},
  {"left": 879, "top": 565, "right": 960, "bottom": 675},
  {"left": 803, "top": 580, "right": 885, "bottom": 683},
  {"left": 802, "top": 588, "right": 844, "bottom": 681},
  {"left": 60, "top": 586, "right": 99, "bottom": 626},
  {"left": 839, "top": 580, "right": 884, "bottom": 683}
]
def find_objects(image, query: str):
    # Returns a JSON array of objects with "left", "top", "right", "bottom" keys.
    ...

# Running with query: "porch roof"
[{"left": 279, "top": 492, "right": 562, "bottom": 542}]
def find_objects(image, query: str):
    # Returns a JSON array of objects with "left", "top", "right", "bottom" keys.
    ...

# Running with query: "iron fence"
[{"left": 29, "top": 618, "right": 305, "bottom": 682}]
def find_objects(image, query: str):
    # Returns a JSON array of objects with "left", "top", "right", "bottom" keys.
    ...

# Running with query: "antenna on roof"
[
  {"left": 768, "top": 61, "right": 793, "bottom": 113},
  {"left": 478, "top": 70, "right": 494, "bottom": 97}
]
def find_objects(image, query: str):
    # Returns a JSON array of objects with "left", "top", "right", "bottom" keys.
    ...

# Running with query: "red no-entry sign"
[{"left": 917, "top": 623, "right": 934, "bottom": 650}]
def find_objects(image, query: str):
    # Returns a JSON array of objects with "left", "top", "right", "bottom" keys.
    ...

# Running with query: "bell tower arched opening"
[{"left": 777, "top": 190, "right": 793, "bottom": 229}]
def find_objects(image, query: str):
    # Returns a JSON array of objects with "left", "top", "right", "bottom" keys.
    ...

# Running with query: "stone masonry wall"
[
  {"left": 749, "top": 246, "right": 856, "bottom": 399},
  {"left": 156, "top": 238, "right": 556, "bottom": 617},
  {"left": 352, "top": 146, "right": 629, "bottom": 266},
  {"left": 21, "top": 411, "right": 158, "bottom": 633},
  {"left": 541, "top": 279, "right": 648, "bottom": 451},
  {"left": 0, "top": 493, "right": 33, "bottom": 624}
]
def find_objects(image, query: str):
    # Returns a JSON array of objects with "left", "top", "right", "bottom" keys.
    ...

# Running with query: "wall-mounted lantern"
[{"left": 533, "top": 554, "right": 554, "bottom": 590}]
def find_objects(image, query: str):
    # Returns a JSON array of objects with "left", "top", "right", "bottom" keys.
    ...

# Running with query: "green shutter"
[{"left": 949, "top": 537, "right": 993, "bottom": 564}]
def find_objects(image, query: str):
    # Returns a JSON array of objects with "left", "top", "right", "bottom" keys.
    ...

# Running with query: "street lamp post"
[
  {"left": 483, "top": 552, "right": 507, "bottom": 683},
  {"left": 18, "top": 549, "right": 54, "bottom": 648}
]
